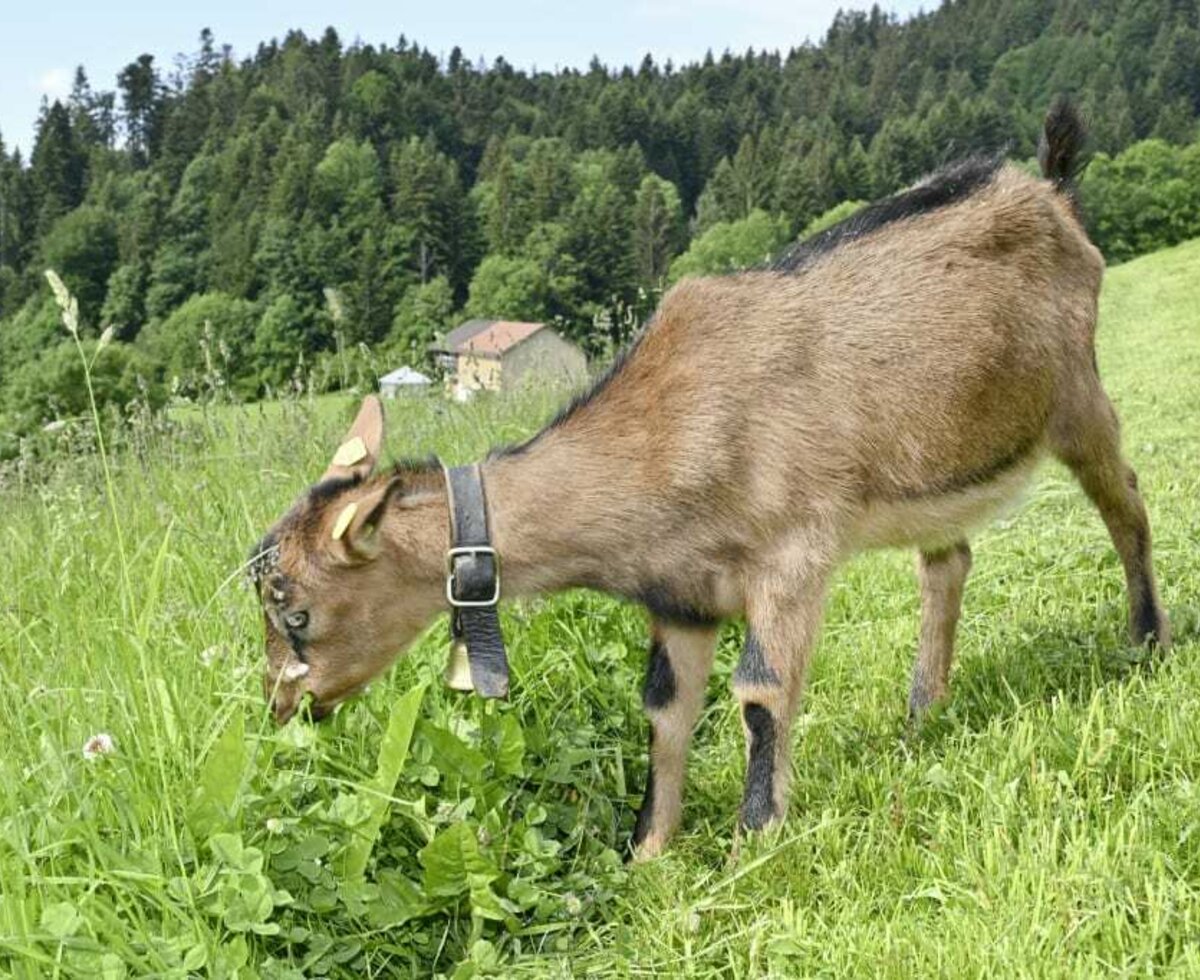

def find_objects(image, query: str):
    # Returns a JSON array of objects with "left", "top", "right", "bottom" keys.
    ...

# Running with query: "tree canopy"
[{"left": 0, "top": 0, "right": 1197, "bottom": 431}]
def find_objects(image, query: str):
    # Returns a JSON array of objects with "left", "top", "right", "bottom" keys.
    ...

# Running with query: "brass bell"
[{"left": 444, "top": 640, "right": 474, "bottom": 692}]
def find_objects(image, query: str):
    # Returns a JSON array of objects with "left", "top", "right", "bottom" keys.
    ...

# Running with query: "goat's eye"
[{"left": 285, "top": 611, "right": 309, "bottom": 631}]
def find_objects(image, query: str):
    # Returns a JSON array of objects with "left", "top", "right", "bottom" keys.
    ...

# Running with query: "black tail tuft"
[{"left": 1038, "top": 96, "right": 1089, "bottom": 195}]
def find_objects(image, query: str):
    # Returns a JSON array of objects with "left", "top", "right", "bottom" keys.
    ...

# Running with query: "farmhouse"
[
  {"left": 428, "top": 319, "right": 587, "bottom": 399},
  {"left": 378, "top": 366, "right": 432, "bottom": 398}
]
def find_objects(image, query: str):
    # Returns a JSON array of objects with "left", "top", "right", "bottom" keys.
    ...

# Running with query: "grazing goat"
[{"left": 250, "top": 100, "right": 1169, "bottom": 859}]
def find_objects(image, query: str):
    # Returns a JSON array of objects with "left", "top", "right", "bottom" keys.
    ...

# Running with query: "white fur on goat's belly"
[{"left": 849, "top": 447, "right": 1044, "bottom": 552}]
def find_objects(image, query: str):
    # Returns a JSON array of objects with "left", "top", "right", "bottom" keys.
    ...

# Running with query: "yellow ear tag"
[
  {"left": 332, "top": 436, "right": 368, "bottom": 468},
  {"left": 331, "top": 501, "right": 359, "bottom": 541}
]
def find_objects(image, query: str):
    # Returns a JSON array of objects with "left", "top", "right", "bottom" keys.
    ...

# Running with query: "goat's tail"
[{"left": 1038, "top": 96, "right": 1089, "bottom": 197}]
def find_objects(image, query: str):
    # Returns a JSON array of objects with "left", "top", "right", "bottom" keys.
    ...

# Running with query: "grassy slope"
[
  {"left": 580, "top": 239, "right": 1200, "bottom": 976},
  {"left": 0, "top": 239, "right": 1197, "bottom": 978}
]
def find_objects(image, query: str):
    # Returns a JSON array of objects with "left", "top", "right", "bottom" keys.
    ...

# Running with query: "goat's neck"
[{"left": 481, "top": 430, "right": 649, "bottom": 599}]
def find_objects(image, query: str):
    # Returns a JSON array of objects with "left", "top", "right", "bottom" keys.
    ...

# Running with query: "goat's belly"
[{"left": 847, "top": 449, "right": 1043, "bottom": 552}]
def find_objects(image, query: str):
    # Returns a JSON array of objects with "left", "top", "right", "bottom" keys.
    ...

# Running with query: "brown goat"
[{"left": 250, "top": 101, "right": 1169, "bottom": 858}]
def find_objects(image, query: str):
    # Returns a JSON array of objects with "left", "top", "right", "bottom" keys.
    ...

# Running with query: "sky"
[{"left": 1, "top": 0, "right": 929, "bottom": 157}]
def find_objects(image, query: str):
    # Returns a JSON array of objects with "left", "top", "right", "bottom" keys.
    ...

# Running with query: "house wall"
[
  {"left": 456, "top": 353, "right": 502, "bottom": 392},
  {"left": 380, "top": 383, "right": 429, "bottom": 399},
  {"left": 499, "top": 330, "right": 587, "bottom": 391}
]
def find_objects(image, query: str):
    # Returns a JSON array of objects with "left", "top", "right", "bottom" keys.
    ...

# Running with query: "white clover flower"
[
  {"left": 265, "top": 817, "right": 284, "bottom": 834},
  {"left": 82, "top": 733, "right": 115, "bottom": 760}
]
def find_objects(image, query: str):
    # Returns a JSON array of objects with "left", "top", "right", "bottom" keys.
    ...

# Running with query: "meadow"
[{"left": 1, "top": 238, "right": 1198, "bottom": 978}]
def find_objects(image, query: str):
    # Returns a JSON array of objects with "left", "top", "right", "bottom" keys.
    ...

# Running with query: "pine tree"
[
  {"left": 30, "top": 101, "right": 87, "bottom": 233},
  {"left": 0, "top": 137, "right": 22, "bottom": 273},
  {"left": 389, "top": 136, "right": 468, "bottom": 284},
  {"left": 68, "top": 67, "right": 104, "bottom": 149},
  {"left": 632, "top": 174, "right": 685, "bottom": 287},
  {"left": 118, "top": 54, "right": 164, "bottom": 166}
]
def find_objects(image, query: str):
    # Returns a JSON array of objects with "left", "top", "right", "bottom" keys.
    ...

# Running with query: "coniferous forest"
[{"left": 1, "top": 0, "right": 1199, "bottom": 441}]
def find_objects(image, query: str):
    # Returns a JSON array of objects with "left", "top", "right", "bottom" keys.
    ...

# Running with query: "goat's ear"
[
  {"left": 327, "top": 477, "right": 404, "bottom": 563},
  {"left": 322, "top": 395, "right": 384, "bottom": 481}
]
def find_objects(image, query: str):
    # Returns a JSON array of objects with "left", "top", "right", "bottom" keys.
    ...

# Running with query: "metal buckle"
[{"left": 445, "top": 546, "right": 501, "bottom": 608}]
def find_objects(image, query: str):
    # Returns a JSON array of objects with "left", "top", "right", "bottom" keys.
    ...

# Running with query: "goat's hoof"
[
  {"left": 627, "top": 832, "right": 670, "bottom": 864},
  {"left": 729, "top": 816, "right": 784, "bottom": 866}
]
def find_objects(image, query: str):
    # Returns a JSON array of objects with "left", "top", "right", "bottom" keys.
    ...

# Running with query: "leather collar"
[{"left": 443, "top": 463, "right": 509, "bottom": 698}]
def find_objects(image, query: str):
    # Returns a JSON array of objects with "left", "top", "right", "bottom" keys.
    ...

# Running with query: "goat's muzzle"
[{"left": 265, "top": 664, "right": 309, "bottom": 725}]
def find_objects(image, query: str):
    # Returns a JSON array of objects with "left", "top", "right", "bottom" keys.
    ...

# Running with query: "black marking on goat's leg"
[
  {"left": 739, "top": 703, "right": 777, "bottom": 831},
  {"left": 643, "top": 636, "right": 677, "bottom": 709},
  {"left": 908, "top": 674, "right": 935, "bottom": 721},
  {"left": 1131, "top": 539, "right": 1165, "bottom": 649},
  {"left": 630, "top": 731, "right": 656, "bottom": 852},
  {"left": 734, "top": 629, "right": 780, "bottom": 687},
  {"left": 1131, "top": 525, "right": 1158, "bottom": 644},
  {"left": 1134, "top": 593, "right": 1162, "bottom": 647},
  {"left": 631, "top": 623, "right": 719, "bottom": 858}
]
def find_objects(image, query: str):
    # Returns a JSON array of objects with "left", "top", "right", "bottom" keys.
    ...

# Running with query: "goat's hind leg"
[
  {"left": 631, "top": 621, "right": 717, "bottom": 860},
  {"left": 1051, "top": 384, "right": 1170, "bottom": 648},
  {"left": 909, "top": 542, "right": 972, "bottom": 719}
]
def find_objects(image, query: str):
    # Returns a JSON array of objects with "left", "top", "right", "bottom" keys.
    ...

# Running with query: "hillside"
[
  {"left": 0, "top": 237, "right": 1197, "bottom": 975},
  {"left": 0, "top": 0, "right": 1199, "bottom": 439}
]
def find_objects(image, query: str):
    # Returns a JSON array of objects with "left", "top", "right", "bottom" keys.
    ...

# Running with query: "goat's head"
[{"left": 249, "top": 396, "right": 447, "bottom": 723}]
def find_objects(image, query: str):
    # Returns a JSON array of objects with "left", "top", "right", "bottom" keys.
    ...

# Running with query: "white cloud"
[{"left": 36, "top": 66, "right": 72, "bottom": 101}]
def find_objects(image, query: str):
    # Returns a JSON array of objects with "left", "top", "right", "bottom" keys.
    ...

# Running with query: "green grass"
[{"left": 2, "top": 239, "right": 1199, "bottom": 978}]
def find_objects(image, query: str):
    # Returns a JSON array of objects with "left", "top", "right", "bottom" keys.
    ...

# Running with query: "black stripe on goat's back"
[
  {"left": 496, "top": 156, "right": 1002, "bottom": 457},
  {"left": 771, "top": 155, "right": 1004, "bottom": 274}
]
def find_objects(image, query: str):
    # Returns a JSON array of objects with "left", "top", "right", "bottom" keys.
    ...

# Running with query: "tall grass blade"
[
  {"left": 340, "top": 682, "right": 428, "bottom": 882},
  {"left": 188, "top": 709, "right": 248, "bottom": 840}
]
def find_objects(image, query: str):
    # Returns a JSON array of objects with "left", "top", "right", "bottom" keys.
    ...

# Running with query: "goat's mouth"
[
  {"left": 288, "top": 681, "right": 371, "bottom": 725},
  {"left": 270, "top": 692, "right": 335, "bottom": 726},
  {"left": 307, "top": 700, "right": 335, "bottom": 722}
]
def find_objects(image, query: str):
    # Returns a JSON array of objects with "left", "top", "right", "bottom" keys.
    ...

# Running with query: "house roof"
[
  {"left": 379, "top": 366, "right": 431, "bottom": 385},
  {"left": 428, "top": 318, "right": 493, "bottom": 354},
  {"left": 428, "top": 318, "right": 553, "bottom": 358},
  {"left": 461, "top": 320, "right": 544, "bottom": 356}
]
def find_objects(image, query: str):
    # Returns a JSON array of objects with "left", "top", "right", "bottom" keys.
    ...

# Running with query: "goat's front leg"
[
  {"left": 736, "top": 558, "right": 831, "bottom": 834},
  {"left": 631, "top": 621, "right": 718, "bottom": 860}
]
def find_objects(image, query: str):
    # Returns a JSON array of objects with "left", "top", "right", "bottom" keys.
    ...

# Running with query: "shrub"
[
  {"left": 465, "top": 254, "right": 551, "bottom": 322},
  {"left": 39, "top": 206, "right": 120, "bottom": 320},
  {"left": 800, "top": 199, "right": 868, "bottom": 238},
  {"left": 386, "top": 276, "right": 455, "bottom": 362},
  {"left": 1082, "top": 139, "right": 1200, "bottom": 263},
  {"left": 2, "top": 339, "right": 163, "bottom": 436},
  {"left": 253, "top": 293, "right": 314, "bottom": 394},
  {"left": 138, "top": 292, "right": 259, "bottom": 398},
  {"left": 0, "top": 296, "right": 63, "bottom": 387},
  {"left": 668, "top": 209, "right": 790, "bottom": 283}
]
